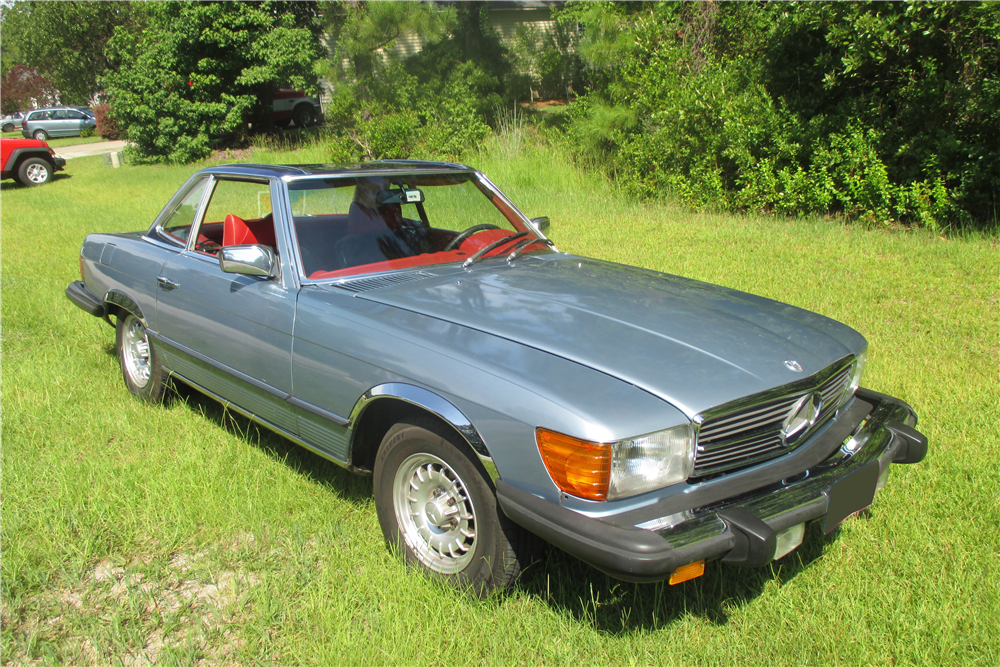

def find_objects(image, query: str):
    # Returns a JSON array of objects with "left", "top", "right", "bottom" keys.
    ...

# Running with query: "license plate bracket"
[{"left": 824, "top": 460, "right": 880, "bottom": 533}]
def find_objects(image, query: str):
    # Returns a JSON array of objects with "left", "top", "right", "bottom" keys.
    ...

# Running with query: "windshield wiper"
[
  {"left": 506, "top": 237, "right": 555, "bottom": 263},
  {"left": 462, "top": 231, "right": 528, "bottom": 268}
]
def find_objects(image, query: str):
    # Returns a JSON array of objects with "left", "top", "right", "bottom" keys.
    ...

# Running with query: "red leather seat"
[{"left": 223, "top": 213, "right": 276, "bottom": 248}]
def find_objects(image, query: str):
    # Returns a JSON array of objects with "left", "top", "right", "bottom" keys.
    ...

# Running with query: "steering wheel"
[{"left": 444, "top": 224, "right": 501, "bottom": 251}]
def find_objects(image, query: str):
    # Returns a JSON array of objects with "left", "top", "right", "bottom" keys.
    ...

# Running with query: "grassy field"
[{"left": 2, "top": 141, "right": 998, "bottom": 666}]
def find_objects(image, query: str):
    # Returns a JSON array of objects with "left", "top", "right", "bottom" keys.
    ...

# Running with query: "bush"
[
  {"left": 92, "top": 104, "right": 122, "bottom": 140},
  {"left": 561, "top": 1, "right": 999, "bottom": 229}
]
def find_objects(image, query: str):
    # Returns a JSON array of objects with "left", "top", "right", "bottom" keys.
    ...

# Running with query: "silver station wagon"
[{"left": 66, "top": 161, "right": 927, "bottom": 593}]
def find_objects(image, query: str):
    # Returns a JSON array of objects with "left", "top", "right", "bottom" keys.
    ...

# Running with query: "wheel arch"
[
  {"left": 347, "top": 383, "right": 497, "bottom": 479},
  {"left": 103, "top": 290, "right": 147, "bottom": 328}
]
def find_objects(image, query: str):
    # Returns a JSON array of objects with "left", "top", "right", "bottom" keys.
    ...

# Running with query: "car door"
[
  {"left": 154, "top": 176, "right": 299, "bottom": 435},
  {"left": 65, "top": 109, "right": 88, "bottom": 135}
]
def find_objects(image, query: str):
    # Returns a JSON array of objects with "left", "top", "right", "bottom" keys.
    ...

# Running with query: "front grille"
[{"left": 693, "top": 361, "right": 854, "bottom": 478}]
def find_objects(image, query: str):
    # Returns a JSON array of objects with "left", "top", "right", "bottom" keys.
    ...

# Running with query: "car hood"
[{"left": 344, "top": 254, "right": 865, "bottom": 417}]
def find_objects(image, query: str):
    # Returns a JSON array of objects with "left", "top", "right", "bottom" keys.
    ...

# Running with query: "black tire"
[
  {"left": 32, "top": 129, "right": 49, "bottom": 141},
  {"left": 17, "top": 158, "right": 53, "bottom": 186},
  {"left": 374, "top": 417, "right": 535, "bottom": 595},
  {"left": 115, "top": 313, "right": 166, "bottom": 403},
  {"left": 2, "top": 123, "right": 14, "bottom": 133},
  {"left": 291, "top": 103, "right": 315, "bottom": 128}
]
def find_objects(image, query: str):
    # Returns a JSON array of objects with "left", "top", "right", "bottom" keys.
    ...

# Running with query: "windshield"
[{"left": 288, "top": 173, "right": 549, "bottom": 279}]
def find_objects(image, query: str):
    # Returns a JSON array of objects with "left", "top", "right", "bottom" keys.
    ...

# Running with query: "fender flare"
[
  {"left": 348, "top": 382, "right": 496, "bottom": 471},
  {"left": 103, "top": 290, "right": 146, "bottom": 328}
]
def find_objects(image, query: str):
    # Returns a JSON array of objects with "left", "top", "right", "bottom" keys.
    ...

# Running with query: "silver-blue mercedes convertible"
[{"left": 66, "top": 161, "right": 927, "bottom": 592}]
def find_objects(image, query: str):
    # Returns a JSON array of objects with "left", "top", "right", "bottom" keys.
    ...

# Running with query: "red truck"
[{"left": 1, "top": 137, "right": 66, "bottom": 186}]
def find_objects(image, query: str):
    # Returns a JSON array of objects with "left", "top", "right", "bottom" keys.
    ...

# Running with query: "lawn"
[{"left": 1, "top": 142, "right": 998, "bottom": 666}]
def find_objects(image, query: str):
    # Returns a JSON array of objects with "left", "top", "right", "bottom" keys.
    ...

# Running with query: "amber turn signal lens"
[
  {"left": 536, "top": 428, "right": 611, "bottom": 501},
  {"left": 668, "top": 560, "right": 705, "bottom": 585}
]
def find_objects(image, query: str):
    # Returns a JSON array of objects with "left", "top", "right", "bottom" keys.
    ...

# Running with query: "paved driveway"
[{"left": 55, "top": 140, "right": 127, "bottom": 160}]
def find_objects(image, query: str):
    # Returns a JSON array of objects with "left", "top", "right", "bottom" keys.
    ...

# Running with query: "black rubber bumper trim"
[
  {"left": 65, "top": 280, "right": 105, "bottom": 317},
  {"left": 887, "top": 420, "right": 928, "bottom": 463},
  {"left": 53, "top": 157, "right": 67, "bottom": 171},
  {"left": 496, "top": 479, "right": 732, "bottom": 582}
]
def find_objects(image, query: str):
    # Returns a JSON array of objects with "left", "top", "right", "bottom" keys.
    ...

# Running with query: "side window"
[
  {"left": 51, "top": 110, "right": 67, "bottom": 120},
  {"left": 66, "top": 110, "right": 85, "bottom": 120},
  {"left": 160, "top": 178, "right": 209, "bottom": 246},
  {"left": 197, "top": 179, "right": 275, "bottom": 255}
]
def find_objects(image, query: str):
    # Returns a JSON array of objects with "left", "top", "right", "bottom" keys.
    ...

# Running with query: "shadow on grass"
[
  {"left": 167, "top": 377, "right": 374, "bottom": 505},
  {"left": 514, "top": 520, "right": 842, "bottom": 634}
]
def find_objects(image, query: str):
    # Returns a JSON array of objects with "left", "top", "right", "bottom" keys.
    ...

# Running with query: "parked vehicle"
[
  {"left": 1, "top": 137, "right": 66, "bottom": 186},
  {"left": 271, "top": 89, "right": 322, "bottom": 128},
  {"left": 2, "top": 112, "right": 25, "bottom": 133},
  {"left": 20, "top": 106, "right": 96, "bottom": 140},
  {"left": 66, "top": 161, "right": 927, "bottom": 593}
]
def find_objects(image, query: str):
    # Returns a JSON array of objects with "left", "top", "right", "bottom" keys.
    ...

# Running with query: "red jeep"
[{"left": 1, "top": 138, "right": 66, "bottom": 186}]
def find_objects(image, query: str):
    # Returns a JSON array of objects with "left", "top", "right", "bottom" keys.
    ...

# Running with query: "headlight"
[
  {"left": 608, "top": 424, "right": 694, "bottom": 500},
  {"left": 849, "top": 348, "right": 867, "bottom": 393},
  {"left": 536, "top": 424, "right": 695, "bottom": 502}
]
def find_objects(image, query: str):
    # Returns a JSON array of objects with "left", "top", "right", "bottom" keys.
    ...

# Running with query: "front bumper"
[
  {"left": 66, "top": 280, "right": 105, "bottom": 318},
  {"left": 53, "top": 156, "right": 66, "bottom": 171},
  {"left": 497, "top": 388, "right": 926, "bottom": 583}
]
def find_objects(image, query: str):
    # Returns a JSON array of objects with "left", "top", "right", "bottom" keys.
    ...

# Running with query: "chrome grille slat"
[
  {"left": 692, "top": 359, "right": 855, "bottom": 478},
  {"left": 697, "top": 398, "right": 798, "bottom": 435},
  {"left": 697, "top": 438, "right": 784, "bottom": 465}
]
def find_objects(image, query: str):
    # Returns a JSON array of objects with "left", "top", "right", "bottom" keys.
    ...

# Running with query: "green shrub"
[{"left": 560, "top": 1, "right": 998, "bottom": 229}]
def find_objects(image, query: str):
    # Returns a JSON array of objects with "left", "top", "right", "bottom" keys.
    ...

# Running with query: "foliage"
[
  {"left": 0, "top": 64, "right": 57, "bottom": 114},
  {"left": 102, "top": 1, "right": 321, "bottom": 164},
  {"left": 319, "top": 1, "right": 524, "bottom": 163},
  {"left": 561, "top": 1, "right": 999, "bottom": 229},
  {"left": 92, "top": 103, "right": 123, "bottom": 141},
  {"left": 0, "top": 1, "right": 149, "bottom": 105}
]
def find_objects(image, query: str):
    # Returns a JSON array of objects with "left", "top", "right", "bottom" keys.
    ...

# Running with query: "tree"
[
  {"left": 0, "top": 65, "right": 57, "bottom": 114},
  {"left": 0, "top": 1, "right": 149, "bottom": 105},
  {"left": 103, "top": 1, "right": 322, "bottom": 163}
]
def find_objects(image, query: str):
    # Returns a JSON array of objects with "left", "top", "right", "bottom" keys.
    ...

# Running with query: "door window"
[{"left": 194, "top": 179, "right": 275, "bottom": 256}]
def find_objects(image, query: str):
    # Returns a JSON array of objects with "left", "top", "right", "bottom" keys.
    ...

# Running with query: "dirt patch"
[{"left": 3, "top": 539, "right": 261, "bottom": 666}]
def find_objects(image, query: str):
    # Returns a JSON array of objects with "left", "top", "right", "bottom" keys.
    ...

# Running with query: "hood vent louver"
[{"left": 334, "top": 271, "right": 432, "bottom": 293}]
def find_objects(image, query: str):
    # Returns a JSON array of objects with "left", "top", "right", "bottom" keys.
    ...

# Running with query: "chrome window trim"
[{"left": 150, "top": 174, "right": 216, "bottom": 249}]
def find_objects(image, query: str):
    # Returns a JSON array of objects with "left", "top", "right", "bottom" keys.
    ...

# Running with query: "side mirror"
[
  {"left": 220, "top": 244, "right": 278, "bottom": 278},
  {"left": 529, "top": 216, "right": 550, "bottom": 236}
]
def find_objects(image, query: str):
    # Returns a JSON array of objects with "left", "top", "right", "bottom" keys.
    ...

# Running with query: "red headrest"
[{"left": 223, "top": 213, "right": 276, "bottom": 248}]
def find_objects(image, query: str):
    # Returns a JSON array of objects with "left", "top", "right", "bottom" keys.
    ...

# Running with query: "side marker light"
[{"left": 668, "top": 560, "right": 705, "bottom": 585}]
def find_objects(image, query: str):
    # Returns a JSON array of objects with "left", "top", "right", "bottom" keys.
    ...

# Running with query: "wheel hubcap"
[
  {"left": 26, "top": 164, "right": 48, "bottom": 183},
  {"left": 393, "top": 452, "right": 477, "bottom": 573},
  {"left": 122, "top": 316, "right": 151, "bottom": 388}
]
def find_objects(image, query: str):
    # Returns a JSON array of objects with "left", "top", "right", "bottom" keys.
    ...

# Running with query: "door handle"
[{"left": 157, "top": 276, "right": 180, "bottom": 290}]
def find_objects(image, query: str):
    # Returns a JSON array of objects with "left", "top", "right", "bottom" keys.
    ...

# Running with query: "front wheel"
[
  {"left": 116, "top": 313, "right": 166, "bottom": 402},
  {"left": 374, "top": 418, "right": 534, "bottom": 594},
  {"left": 17, "top": 158, "right": 52, "bottom": 186}
]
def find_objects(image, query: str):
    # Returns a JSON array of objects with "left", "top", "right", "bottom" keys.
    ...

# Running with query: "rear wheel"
[
  {"left": 374, "top": 417, "right": 534, "bottom": 595},
  {"left": 17, "top": 158, "right": 52, "bottom": 186},
  {"left": 33, "top": 129, "right": 49, "bottom": 141},
  {"left": 116, "top": 313, "right": 166, "bottom": 402},
  {"left": 292, "top": 104, "right": 315, "bottom": 128},
  {"left": 2, "top": 123, "right": 14, "bottom": 133}
]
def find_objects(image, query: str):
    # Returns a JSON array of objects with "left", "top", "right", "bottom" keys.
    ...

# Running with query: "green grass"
[{"left": 2, "top": 142, "right": 998, "bottom": 666}]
